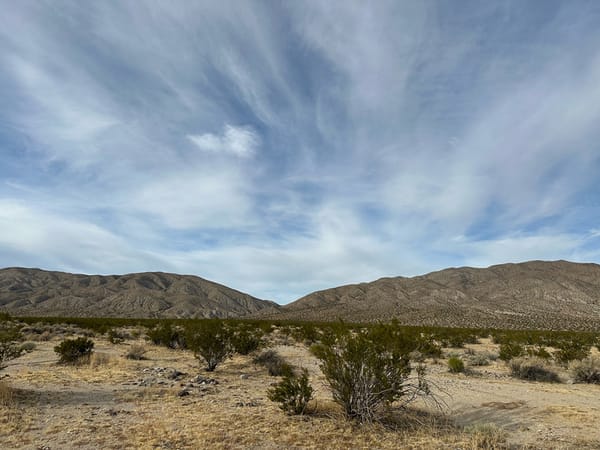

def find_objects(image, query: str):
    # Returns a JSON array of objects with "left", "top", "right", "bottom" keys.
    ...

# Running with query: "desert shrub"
[
  {"left": 467, "top": 352, "right": 492, "bottom": 367},
  {"left": 19, "top": 342, "right": 36, "bottom": 353},
  {"left": 0, "top": 323, "right": 24, "bottom": 370},
  {"left": 569, "top": 357, "right": 600, "bottom": 384},
  {"left": 290, "top": 324, "right": 320, "bottom": 345},
  {"left": 553, "top": 340, "right": 590, "bottom": 365},
  {"left": 509, "top": 357, "right": 560, "bottom": 383},
  {"left": 267, "top": 368, "right": 313, "bottom": 415},
  {"left": 125, "top": 344, "right": 148, "bottom": 360},
  {"left": 146, "top": 322, "right": 185, "bottom": 349},
  {"left": 415, "top": 335, "right": 443, "bottom": 359},
  {"left": 54, "top": 337, "right": 94, "bottom": 364},
  {"left": 253, "top": 350, "right": 294, "bottom": 376},
  {"left": 526, "top": 345, "right": 551, "bottom": 360},
  {"left": 498, "top": 342, "right": 525, "bottom": 361},
  {"left": 230, "top": 327, "right": 264, "bottom": 355},
  {"left": 448, "top": 356, "right": 465, "bottom": 373},
  {"left": 107, "top": 328, "right": 126, "bottom": 345},
  {"left": 185, "top": 320, "right": 233, "bottom": 372},
  {"left": 311, "top": 329, "right": 430, "bottom": 423},
  {"left": 0, "top": 342, "right": 23, "bottom": 370}
]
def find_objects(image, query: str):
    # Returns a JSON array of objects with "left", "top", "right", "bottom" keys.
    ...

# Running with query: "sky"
[{"left": 1, "top": 1, "right": 600, "bottom": 304}]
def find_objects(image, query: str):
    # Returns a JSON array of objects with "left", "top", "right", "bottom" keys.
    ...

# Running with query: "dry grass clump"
[
  {"left": 124, "top": 395, "right": 508, "bottom": 450},
  {"left": 89, "top": 351, "right": 112, "bottom": 368},
  {"left": 125, "top": 344, "right": 148, "bottom": 360},
  {"left": 466, "top": 351, "right": 496, "bottom": 367},
  {"left": 570, "top": 356, "right": 600, "bottom": 384},
  {"left": 0, "top": 380, "right": 14, "bottom": 407},
  {"left": 509, "top": 357, "right": 560, "bottom": 382},
  {"left": 463, "top": 423, "right": 508, "bottom": 449}
]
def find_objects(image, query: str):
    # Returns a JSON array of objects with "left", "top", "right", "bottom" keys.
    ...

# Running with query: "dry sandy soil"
[{"left": 1, "top": 334, "right": 599, "bottom": 449}]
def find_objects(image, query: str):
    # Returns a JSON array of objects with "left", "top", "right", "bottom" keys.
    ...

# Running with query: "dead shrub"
[
  {"left": 125, "top": 344, "right": 148, "bottom": 360},
  {"left": 253, "top": 350, "right": 293, "bottom": 377},
  {"left": 569, "top": 356, "right": 600, "bottom": 384}
]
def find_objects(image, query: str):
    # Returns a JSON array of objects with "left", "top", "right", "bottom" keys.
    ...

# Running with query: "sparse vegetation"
[
  {"left": 54, "top": 337, "right": 94, "bottom": 364},
  {"left": 0, "top": 316, "right": 599, "bottom": 448},
  {"left": 267, "top": 368, "right": 313, "bottom": 415}
]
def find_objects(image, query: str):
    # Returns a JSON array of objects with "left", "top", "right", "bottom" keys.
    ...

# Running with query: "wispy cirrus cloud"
[{"left": 188, "top": 125, "right": 260, "bottom": 158}]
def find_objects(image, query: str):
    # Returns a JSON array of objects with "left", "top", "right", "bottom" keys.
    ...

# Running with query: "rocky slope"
[
  {"left": 264, "top": 260, "right": 600, "bottom": 330},
  {"left": 0, "top": 267, "right": 278, "bottom": 318}
]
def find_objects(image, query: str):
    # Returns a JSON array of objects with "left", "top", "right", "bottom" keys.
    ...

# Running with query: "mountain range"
[
  {"left": 1, "top": 261, "right": 600, "bottom": 330},
  {"left": 266, "top": 260, "right": 600, "bottom": 330},
  {"left": 0, "top": 267, "right": 277, "bottom": 319}
]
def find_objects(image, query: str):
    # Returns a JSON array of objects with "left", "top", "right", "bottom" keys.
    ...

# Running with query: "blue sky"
[{"left": 1, "top": 1, "right": 600, "bottom": 303}]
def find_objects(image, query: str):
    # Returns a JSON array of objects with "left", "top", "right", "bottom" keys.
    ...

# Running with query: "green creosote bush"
[
  {"left": 253, "top": 350, "right": 294, "bottom": 377},
  {"left": 498, "top": 342, "right": 525, "bottom": 362},
  {"left": 509, "top": 357, "right": 560, "bottom": 383},
  {"left": 526, "top": 345, "right": 551, "bottom": 360},
  {"left": 267, "top": 368, "right": 313, "bottom": 415},
  {"left": 553, "top": 340, "right": 590, "bottom": 365},
  {"left": 229, "top": 327, "right": 264, "bottom": 355},
  {"left": 448, "top": 356, "right": 465, "bottom": 373},
  {"left": 185, "top": 320, "right": 233, "bottom": 372},
  {"left": 0, "top": 321, "right": 25, "bottom": 370},
  {"left": 311, "top": 329, "right": 431, "bottom": 423},
  {"left": 54, "top": 337, "right": 94, "bottom": 364},
  {"left": 146, "top": 322, "right": 186, "bottom": 349},
  {"left": 569, "top": 357, "right": 600, "bottom": 384}
]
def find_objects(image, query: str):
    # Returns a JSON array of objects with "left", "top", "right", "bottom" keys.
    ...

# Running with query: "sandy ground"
[{"left": 1, "top": 336, "right": 599, "bottom": 449}]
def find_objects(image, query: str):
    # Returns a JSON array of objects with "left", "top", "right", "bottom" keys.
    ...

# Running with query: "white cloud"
[
  {"left": 125, "top": 166, "right": 254, "bottom": 230},
  {"left": 188, "top": 125, "right": 260, "bottom": 158},
  {"left": 0, "top": 199, "right": 164, "bottom": 274}
]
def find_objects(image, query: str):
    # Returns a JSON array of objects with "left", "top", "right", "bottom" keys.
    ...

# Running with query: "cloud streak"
[{"left": 188, "top": 125, "right": 260, "bottom": 158}]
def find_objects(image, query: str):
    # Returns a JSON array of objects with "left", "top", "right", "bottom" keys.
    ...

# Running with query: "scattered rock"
[{"left": 234, "top": 400, "right": 260, "bottom": 407}]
